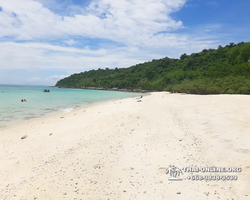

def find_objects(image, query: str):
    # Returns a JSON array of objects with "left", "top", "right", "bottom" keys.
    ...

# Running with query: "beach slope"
[{"left": 0, "top": 92, "right": 250, "bottom": 200}]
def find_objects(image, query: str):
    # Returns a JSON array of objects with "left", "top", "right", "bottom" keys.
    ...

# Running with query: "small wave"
[
  {"left": 44, "top": 108, "right": 57, "bottom": 112},
  {"left": 62, "top": 107, "right": 74, "bottom": 113},
  {"left": 24, "top": 116, "right": 34, "bottom": 120},
  {"left": 13, "top": 110, "right": 22, "bottom": 113}
]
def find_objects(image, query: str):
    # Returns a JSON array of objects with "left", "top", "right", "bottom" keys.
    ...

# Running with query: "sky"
[{"left": 0, "top": 0, "right": 249, "bottom": 86}]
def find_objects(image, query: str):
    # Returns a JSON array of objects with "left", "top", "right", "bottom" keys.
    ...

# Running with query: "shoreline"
[
  {"left": 0, "top": 92, "right": 249, "bottom": 199},
  {"left": 51, "top": 86, "right": 250, "bottom": 95},
  {"left": 51, "top": 86, "right": 149, "bottom": 93},
  {"left": 0, "top": 94, "right": 145, "bottom": 131},
  {"left": 0, "top": 89, "right": 145, "bottom": 130}
]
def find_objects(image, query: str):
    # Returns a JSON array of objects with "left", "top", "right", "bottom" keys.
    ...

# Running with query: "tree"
[
  {"left": 180, "top": 53, "right": 188, "bottom": 60},
  {"left": 56, "top": 42, "right": 250, "bottom": 94}
]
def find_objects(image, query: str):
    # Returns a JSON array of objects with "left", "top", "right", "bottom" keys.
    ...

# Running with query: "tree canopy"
[{"left": 56, "top": 42, "right": 250, "bottom": 94}]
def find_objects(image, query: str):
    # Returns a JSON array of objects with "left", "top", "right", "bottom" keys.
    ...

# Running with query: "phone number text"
[{"left": 187, "top": 175, "right": 238, "bottom": 181}]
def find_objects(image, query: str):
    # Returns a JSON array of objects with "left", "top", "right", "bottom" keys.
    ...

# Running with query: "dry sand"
[{"left": 0, "top": 92, "right": 250, "bottom": 200}]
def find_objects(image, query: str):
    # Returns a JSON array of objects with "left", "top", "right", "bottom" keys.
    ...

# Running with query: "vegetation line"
[{"left": 56, "top": 42, "right": 250, "bottom": 94}]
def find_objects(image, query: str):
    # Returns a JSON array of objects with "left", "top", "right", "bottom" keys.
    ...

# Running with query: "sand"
[{"left": 0, "top": 92, "right": 250, "bottom": 200}]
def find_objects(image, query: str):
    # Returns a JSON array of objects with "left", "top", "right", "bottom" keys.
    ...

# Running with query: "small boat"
[{"left": 43, "top": 89, "right": 50, "bottom": 92}]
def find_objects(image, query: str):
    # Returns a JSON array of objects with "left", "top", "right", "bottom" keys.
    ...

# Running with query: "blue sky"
[{"left": 0, "top": 0, "right": 249, "bottom": 86}]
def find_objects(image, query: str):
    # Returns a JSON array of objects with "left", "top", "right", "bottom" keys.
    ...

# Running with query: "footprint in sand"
[
  {"left": 210, "top": 135, "right": 219, "bottom": 139},
  {"left": 93, "top": 164, "right": 103, "bottom": 169},
  {"left": 236, "top": 149, "right": 250, "bottom": 154}
]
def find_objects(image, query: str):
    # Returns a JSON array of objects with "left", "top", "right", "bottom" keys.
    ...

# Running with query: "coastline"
[
  {"left": 0, "top": 96, "right": 144, "bottom": 132},
  {"left": 52, "top": 86, "right": 149, "bottom": 93},
  {"left": 0, "top": 92, "right": 250, "bottom": 199},
  {"left": 0, "top": 87, "right": 144, "bottom": 129}
]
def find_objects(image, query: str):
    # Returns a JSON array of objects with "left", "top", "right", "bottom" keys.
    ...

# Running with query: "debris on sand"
[{"left": 21, "top": 135, "right": 27, "bottom": 140}]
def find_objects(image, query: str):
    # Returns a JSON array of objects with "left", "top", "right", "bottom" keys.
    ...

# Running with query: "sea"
[{"left": 0, "top": 85, "right": 140, "bottom": 128}]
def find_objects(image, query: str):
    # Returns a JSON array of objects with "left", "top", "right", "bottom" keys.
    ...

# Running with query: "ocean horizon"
[{"left": 0, "top": 84, "right": 140, "bottom": 128}]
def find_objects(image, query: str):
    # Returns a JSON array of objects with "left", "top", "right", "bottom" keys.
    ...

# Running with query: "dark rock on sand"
[{"left": 21, "top": 135, "right": 27, "bottom": 139}]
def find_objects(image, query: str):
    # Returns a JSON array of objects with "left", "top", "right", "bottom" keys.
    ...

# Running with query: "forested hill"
[{"left": 55, "top": 42, "right": 250, "bottom": 94}]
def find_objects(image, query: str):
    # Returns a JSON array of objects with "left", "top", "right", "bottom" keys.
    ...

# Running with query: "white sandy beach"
[{"left": 0, "top": 92, "right": 250, "bottom": 200}]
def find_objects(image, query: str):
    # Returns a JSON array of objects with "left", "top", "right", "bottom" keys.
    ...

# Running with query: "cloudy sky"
[{"left": 0, "top": 0, "right": 249, "bottom": 86}]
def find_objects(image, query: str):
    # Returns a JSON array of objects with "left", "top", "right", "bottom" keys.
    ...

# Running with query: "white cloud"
[
  {"left": 0, "top": 0, "right": 221, "bottom": 49},
  {"left": 0, "top": 40, "right": 217, "bottom": 75},
  {"left": 0, "top": 0, "right": 224, "bottom": 85},
  {"left": 47, "top": 75, "right": 68, "bottom": 80},
  {"left": 0, "top": 0, "right": 188, "bottom": 46},
  {"left": 64, "top": 39, "right": 78, "bottom": 45}
]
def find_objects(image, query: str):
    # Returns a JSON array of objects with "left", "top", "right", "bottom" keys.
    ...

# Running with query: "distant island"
[{"left": 55, "top": 42, "right": 250, "bottom": 94}]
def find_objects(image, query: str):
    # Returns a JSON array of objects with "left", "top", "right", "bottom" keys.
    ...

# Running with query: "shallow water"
[{"left": 0, "top": 85, "right": 140, "bottom": 127}]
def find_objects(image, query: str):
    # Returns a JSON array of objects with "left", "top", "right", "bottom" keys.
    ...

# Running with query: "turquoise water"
[{"left": 0, "top": 85, "right": 140, "bottom": 127}]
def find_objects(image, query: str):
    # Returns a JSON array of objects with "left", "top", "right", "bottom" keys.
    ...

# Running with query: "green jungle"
[{"left": 56, "top": 42, "right": 250, "bottom": 94}]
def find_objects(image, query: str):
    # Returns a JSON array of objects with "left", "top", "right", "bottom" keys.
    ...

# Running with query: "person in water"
[{"left": 21, "top": 99, "right": 23, "bottom": 102}]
